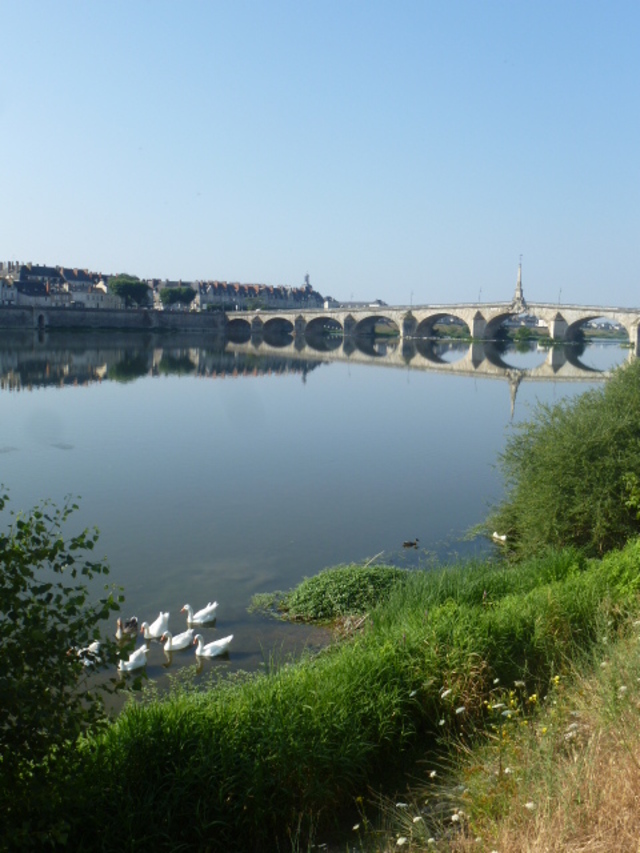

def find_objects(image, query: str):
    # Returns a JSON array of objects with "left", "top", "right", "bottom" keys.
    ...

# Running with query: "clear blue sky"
[{"left": 2, "top": 1, "right": 638, "bottom": 306}]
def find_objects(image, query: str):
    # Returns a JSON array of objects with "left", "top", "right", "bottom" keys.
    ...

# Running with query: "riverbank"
[
  {"left": 36, "top": 544, "right": 640, "bottom": 852},
  {"left": 0, "top": 304, "right": 226, "bottom": 333}
]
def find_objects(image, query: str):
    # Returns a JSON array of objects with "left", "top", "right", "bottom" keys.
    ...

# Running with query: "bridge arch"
[
  {"left": 353, "top": 313, "right": 400, "bottom": 337},
  {"left": 414, "top": 312, "right": 471, "bottom": 339},
  {"left": 564, "top": 314, "right": 630, "bottom": 345},
  {"left": 484, "top": 311, "right": 522, "bottom": 339},
  {"left": 262, "top": 316, "right": 295, "bottom": 336},
  {"left": 305, "top": 316, "right": 343, "bottom": 336},
  {"left": 226, "top": 317, "right": 252, "bottom": 343}
]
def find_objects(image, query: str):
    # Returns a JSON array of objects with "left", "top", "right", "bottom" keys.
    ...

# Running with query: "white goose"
[
  {"left": 118, "top": 645, "right": 149, "bottom": 672},
  {"left": 73, "top": 640, "right": 102, "bottom": 667},
  {"left": 161, "top": 628, "right": 195, "bottom": 652},
  {"left": 140, "top": 611, "right": 170, "bottom": 639},
  {"left": 193, "top": 633, "right": 233, "bottom": 657},
  {"left": 182, "top": 602, "right": 218, "bottom": 626}
]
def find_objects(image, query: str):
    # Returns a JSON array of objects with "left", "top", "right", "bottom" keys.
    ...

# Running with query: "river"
[{"left": 0, "top": 331, "right": 630, "bottom": 690}]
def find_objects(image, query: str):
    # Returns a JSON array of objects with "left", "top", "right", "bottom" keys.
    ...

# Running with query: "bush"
[
  {"left": 279, "top": 563, "right": 408, "bottom": 621},
  {"left": 486, "top": 358, "right": 640, "bottom": 559},
  {"left": 0, "top": 494, "right": 120, "bottom": 849}
]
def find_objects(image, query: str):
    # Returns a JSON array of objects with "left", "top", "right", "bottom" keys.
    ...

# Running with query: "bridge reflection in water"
[
  {"left": 0, "top": 330, "right": 630, "bottom": 417},
  {"left": 225, "top": 332, "right": 632, "bottom": 416}
]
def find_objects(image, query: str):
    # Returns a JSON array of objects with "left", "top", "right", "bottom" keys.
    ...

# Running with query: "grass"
[
  {"left": 53, "top": 540, "right": 640, "bottom": 851},
  {"left": 372, "top": 609, "right": 640, "bottom": 852}
]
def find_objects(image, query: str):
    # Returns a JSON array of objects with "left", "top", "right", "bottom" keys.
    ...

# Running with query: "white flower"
[
  {"left": 413, "top": 815, "right": 423, "bottom": 823},
  {"left": 438, "top": 718, "right": 445, "bottom": 726},
  {"left": 618, "top": 685, "right": 628, "bottom": 695},
  {"left": 501, "top": 710, "right": 513, "bottom": 718},
  {"left": 503, "top": 767, "right": 512, "bottom": 775},
  {"left": 441, "top": 688, "right": 452, "bottom": 699},
  {"left": 514, "top": 680, "right": 525, "bottom": 688},
  {"left": 409, "top": 689, "right": 418, "bottom": 697},
  {"left": 352, "top": 823, "right": 360, "bottom": 831},
  {"left": 491, "top": 703, "right": 506, "bottom": 710},
  {"left": 397, "top": 838, "right": 408, "bottom": 847},
  {"left": 396, "top": 802, "right": 409, "bottom": 809},
  {"left": 427, "top": 840, "right": 436, "bottom": 846},
  {"left": 451, "top": 813, "right": 460, "bottom": 822},
  {"left": 429, "top": 770, "right": 437, "bottom": 778},
  {"left": 524, "top": 801, "right": 536, "bottom": 811},
  {"left": 493, "top": 677, "right": 500, "bottom": 684},
  {"left": 455, "top": 706, "right": 466, "bottom": 715}
]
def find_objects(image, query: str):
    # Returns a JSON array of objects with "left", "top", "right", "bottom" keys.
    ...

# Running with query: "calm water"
[{"left": 0, "top": 331, "right": 630, "bottom": 687}]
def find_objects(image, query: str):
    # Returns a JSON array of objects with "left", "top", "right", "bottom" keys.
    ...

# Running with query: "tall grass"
[
  {"left": 63, "top": 540, "right": 640, "bottom": 851},
  {"left": 440, "top": 613, "right": 640, "bottom": 853}
]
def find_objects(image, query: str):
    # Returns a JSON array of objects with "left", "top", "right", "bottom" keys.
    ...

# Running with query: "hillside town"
[{"left": 0, "top": 261, "right": 327, "bottom": 311}]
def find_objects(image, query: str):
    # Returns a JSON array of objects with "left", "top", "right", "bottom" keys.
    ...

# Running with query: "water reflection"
[{"left": 0, "top": 331, "right": 630, "bottom": 395}]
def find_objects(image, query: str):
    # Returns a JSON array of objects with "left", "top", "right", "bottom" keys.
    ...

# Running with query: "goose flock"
[{"left": 117, "top": 601, "right": 233, "bottom": 674}]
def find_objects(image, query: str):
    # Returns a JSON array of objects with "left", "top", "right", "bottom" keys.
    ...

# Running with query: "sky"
[{"left": 1, "top": 1, "right": 638, "bottom": 306}]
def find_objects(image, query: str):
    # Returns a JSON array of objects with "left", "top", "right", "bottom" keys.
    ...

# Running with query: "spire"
[{"left": 512, "top": 255, "right": 526, "bottom": 312}]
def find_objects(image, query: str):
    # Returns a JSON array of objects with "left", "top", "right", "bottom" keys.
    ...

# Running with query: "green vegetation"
[
  {"left": 108, "top": 274, "right": 151, "bottom": 307},
  {"left": 375, "top": 611, "right": 640, "bottom": 852},
  {"left": 486, "top": 357, "right": 640, "bottom": 560},
  {"left": 44, "top": 541, "right": 640, "bottom": 850},
  {"left": 0, "top": 495, "right": 121, "bottom": 850},
  {"left": 251, "top": 564, "right": 409, "bottom": 622},
  {"left": 159, "top": 286, "right": 196, "bottom": 307},
  {"left": 432, "top": 322, "right": 472, "bottom": 340}
]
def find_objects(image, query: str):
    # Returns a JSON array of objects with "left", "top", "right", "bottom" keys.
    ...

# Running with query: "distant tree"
[
  {"left": 0, "top": 494, "right": 122, "bottom": 847},
  {"left": 108, "top": 274, "right": 151, "bottom": 307},
  {"left": 159, "top": 286, "right": 196, "bottom": 307}
]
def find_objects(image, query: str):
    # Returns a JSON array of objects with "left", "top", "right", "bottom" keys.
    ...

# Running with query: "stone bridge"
[
  {"left": 226, "top": 266, "right": 640, "bottom": 349},
  {"left": 227, "top": 301, "right": 640, "bottom": 349}
]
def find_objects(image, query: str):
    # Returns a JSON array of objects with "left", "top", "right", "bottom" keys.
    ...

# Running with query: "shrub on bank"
[
  {"left": 487, "top": 358, "right": 640, "bottom": 559},
  {"left": 280, "top": 563, "right": 408, "bottom": 621}
]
